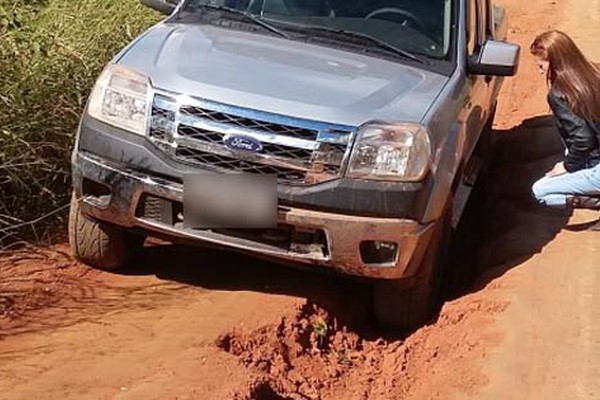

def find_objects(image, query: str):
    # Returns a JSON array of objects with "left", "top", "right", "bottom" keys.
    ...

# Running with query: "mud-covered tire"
[
  {"left": 68, "top": 193, "right": 144, "bottom": 271},
  {"left": 373, "top": 277, "right": 438, "bottom": 331},
  {"left": 373, "top": 212, "right": 452, "bottom": 331}
]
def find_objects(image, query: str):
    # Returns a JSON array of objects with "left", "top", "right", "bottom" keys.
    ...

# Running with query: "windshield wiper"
[
  {"left": 192, "top": 4, "right": 290, "bottom": 39},
  {"left": 291, "top": 25, "right": 427, "bottom": 64}
]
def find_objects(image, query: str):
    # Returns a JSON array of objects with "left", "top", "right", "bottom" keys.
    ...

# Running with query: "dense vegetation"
[{"left": 0, "top": 0, "right": 158, "bottom": 243}]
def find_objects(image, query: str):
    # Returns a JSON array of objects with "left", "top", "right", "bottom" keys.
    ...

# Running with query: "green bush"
[{"left": 0, "top": 0, "right": 159, "bottom": 242}]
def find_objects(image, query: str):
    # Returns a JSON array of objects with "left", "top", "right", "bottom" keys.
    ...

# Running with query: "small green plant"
[
  {"left": 314, "top": 319, "right": 328, "bottom": 337},
  {"left": 313, "top": 318, "right": 328, "bottom": 348}
]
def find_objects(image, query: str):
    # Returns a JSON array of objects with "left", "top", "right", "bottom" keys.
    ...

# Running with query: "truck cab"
[{"left": 69, "top": 0, "right": 519, "bottom": 329}]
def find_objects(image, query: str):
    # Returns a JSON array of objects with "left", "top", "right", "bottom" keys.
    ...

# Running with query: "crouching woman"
[{"left": 530, "top": 31, "right": 600, "bottom": 230}]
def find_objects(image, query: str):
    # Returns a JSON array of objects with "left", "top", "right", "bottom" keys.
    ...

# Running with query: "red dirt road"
[{"left": 1, "top": 0, "right": 599, "bottom": 398}]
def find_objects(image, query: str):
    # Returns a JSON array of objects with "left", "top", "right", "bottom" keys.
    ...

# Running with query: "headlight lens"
[
  {"left": 346, "top": 123, "right": 431, "bottom": 181},
  {"left": 87, "top": 64, "right": 151, "bottom": 135}
]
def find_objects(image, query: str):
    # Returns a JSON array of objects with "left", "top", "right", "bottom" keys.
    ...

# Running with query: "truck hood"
[{"left": 117, "top": 22, "right": 449, "bottom": 127}]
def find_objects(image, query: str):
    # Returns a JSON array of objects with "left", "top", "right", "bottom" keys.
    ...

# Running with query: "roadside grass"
[{"left": 0, "top": 0, "right": 159, "bottom": 244}]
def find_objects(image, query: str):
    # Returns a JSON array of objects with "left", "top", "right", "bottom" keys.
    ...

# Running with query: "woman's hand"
[{"left": 546, "top": 162, "right": 567, "bottom": 177}]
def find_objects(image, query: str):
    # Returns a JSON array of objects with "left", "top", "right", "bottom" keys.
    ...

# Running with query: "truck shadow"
[
  {"left": 129, "top": 244, "right": 378, "bottom": 335},
  {"left": 443, "top": 114, "right": 572, "bottom": 301},
  {"left": 121, "top": 114, "right": 574, "bottom": 336}
]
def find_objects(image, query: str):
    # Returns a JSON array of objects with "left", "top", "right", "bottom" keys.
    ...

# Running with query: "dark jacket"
[{"left": 548, "top": 89, "right": 600, "bottom": 172}]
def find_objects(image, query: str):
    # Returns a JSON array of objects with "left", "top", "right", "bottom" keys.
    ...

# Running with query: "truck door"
[{"left": 485, "top": 0, "right": 507, "bottom": 106}]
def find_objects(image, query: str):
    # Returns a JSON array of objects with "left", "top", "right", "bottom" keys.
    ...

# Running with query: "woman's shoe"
[
  {"left": 566, "top": 197, "right": 600, "bottom": 231},
  {"left": 566, "top": 195, "right": 600, "bottom": 210}
]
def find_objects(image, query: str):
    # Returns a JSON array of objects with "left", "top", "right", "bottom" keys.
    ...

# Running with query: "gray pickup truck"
[{"left": 69, "top": 0, "right": 519, "bottom": 329}]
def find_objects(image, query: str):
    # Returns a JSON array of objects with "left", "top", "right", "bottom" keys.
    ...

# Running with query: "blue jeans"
[{"left": 532, "top": 163, "right": 600, "bottom": 207}]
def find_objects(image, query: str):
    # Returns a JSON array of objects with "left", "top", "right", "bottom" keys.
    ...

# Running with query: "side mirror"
[
  {"left": 469, "top": 40, "right": 521, "bottom": 77},
  {"left": 140, "top": 0, "right": 178, "bottom": 15}
]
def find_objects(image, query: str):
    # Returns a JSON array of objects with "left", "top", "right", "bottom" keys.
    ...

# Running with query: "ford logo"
[{"left": 224, "top": 135, "right": 263, "bottom": 153}]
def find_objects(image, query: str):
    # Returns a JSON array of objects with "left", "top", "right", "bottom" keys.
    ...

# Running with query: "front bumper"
[{"left": 73, "top": 151, "right": 436, "bottom": 280}]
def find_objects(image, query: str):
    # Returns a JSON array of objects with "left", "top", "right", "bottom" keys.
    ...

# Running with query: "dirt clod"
[
  {"left": 219, "top": 302, "right": 363, "bottom": 399},
  {"left": 223, "top": 294, "right": 508, "bottom": 400}
]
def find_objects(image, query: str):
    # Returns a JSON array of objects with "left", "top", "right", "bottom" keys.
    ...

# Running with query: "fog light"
[
  {"left": 359, "top": 241, "right": 399, "bottom": 266},
  {"left": 82, "top": 178, "right": 111, "bottom": 207}
]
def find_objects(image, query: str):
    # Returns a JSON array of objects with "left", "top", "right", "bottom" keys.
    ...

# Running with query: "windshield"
[{"left": 182, "top": 0, "right": 454, "bottom": 59}]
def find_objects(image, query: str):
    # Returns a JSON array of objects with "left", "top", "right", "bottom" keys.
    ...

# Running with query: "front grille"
[{"left": 148, "top": 93, "right": 354, "bottom": 185}]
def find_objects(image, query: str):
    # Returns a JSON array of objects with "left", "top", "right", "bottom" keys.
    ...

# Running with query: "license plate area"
[{"left": 184, "top": 174, "right": 277, "bottom": 229}]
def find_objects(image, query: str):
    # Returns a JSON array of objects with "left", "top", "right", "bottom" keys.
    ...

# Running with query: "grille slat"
[
  {"left": 149, "top": 94, "right": 353, "bottom": 186},
  {"left": 175, "top": 148, "right": 308, "bottom": 183},
  {"left": 180, "top": 105, "right": 319, "bottom": 140}
]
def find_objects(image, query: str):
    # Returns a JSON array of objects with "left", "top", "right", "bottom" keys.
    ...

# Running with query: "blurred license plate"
[{"left": 184, "top": 174, "right": 277, "bottom": 229}]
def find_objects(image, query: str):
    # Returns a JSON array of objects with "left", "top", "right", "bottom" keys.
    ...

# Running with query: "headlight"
[
  {"left": 346, "top": 123, "right": 431, "bottom": 181},
  {"left": 87, "top": 64, "right": 151, "bottom": 135}
]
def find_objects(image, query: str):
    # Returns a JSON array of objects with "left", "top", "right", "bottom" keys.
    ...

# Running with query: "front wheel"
[
  {"left": 68, "top": 193, "right": 144, "bottom": 271},
  {"left": 373, "top": 212, "right": 451, "bottom": 331}
]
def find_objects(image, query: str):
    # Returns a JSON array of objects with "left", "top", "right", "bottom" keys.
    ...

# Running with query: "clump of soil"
[
  {"left": 219, "top": 302, "right": 364, "bottom": 399},
  {"left": 220, "top": 292, "right": 509, "bottom": 400}
]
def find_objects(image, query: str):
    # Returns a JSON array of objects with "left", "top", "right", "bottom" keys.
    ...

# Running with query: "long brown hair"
[{"left": 530, "top": 30, "right": 600, "bottom": 122}]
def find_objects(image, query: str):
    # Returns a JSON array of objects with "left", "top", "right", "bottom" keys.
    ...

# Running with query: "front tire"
[
  {"left": 373, "top": 212, "right": 451, "bottom": 331},
  {"left": 68, "top": 193, "right": 144, "bottom": 271}
]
